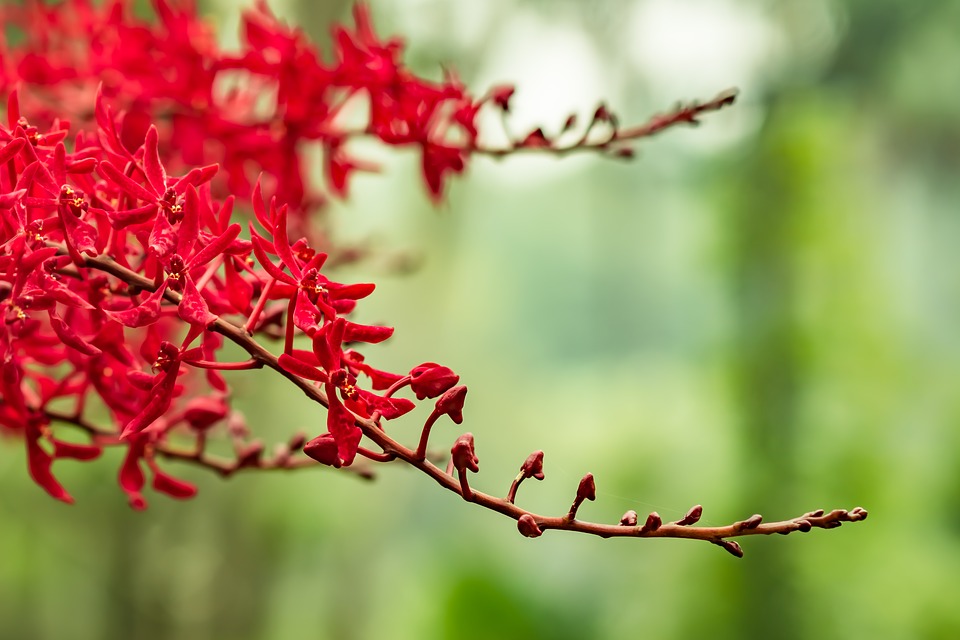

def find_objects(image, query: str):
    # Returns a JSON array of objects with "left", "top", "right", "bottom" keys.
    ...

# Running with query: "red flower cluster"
[
  {"left": 0, "top": 1, "right": 474, "bottom": 508},
  {"left": 0, "top": 0, "right": 827, "bottom": 562},
  {"left": 0, "top": 0, "right": 505, "bottom": 228}
]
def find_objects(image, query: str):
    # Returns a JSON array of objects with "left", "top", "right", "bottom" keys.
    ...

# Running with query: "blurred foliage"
[{"left": 2, "top": 0, "right": 960, "bottom": 638}]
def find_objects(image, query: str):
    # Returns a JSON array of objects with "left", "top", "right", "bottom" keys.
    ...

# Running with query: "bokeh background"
[{"left": 3, "top": 0, "right": 960, "bottom": 638}]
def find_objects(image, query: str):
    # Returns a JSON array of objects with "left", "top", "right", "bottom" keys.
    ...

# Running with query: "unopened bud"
[
  {"left": 286, "top": 430, "right": 308, "bottom": 451},
  {"left": 490, "top": 85, "right": 515, "bottom": 111},
  {"left": 517, "top": 514, "right": 543, "bottom": 538},
  {"left": 620, "top": 510, "right": 638, "bottom": 526},
  {"left": 303, "top": 433, "right": 341, "bottom": 468},
  {"left": 577, "top": 473, "right": 596, "bottom": 502},
  {"left": 409, "top": 363, "right": 459, "bottom": 399},
  {"left": 520, "top": 128, "right": 550, "bottom": 148},
  {"left": 736, "top": 514, "right": 763, "bottom": 531},
  {"left": 520, "top": 450, "right": 545, "bottom": 480},
  {"left": 436, "top": 385, "right": 468, "bottom": 424},
  {"left": 236, "top": 440, "right": 264, "bottom": 469},
  {"left": 640, "top": 512, "right": 662, "bottom": 534},
  {"left": 450, "top": 433, "right": 478, "bottom": 473},
  {"left": 675, "top": 504, "right": 702, "bottom": 526},
  {"left": 716, "top": 539, "right": 743, "bottom": 558}
]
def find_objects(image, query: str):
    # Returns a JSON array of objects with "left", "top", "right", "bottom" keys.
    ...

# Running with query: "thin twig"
[{"left": 50, "top": 246, "right": 867, "bottom": 556}]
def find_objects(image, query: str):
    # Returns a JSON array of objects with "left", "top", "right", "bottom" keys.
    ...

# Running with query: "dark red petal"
[
  {"left": 52, "top": 439, "right": 102, "bottom": 461},
  {"left": 278, "top": 353, "right": 328, "bottom": 381},
  {"left": 328, "top": 281, "right": 375, "bottom": 301},
  {"left": 250, "top": 230, "right": 296, "bottom": 284},
  {"left": 26, "top": 435, "right": 74, "bottom": 504},
  {"left": 182, "top": 396, "right": 228, "bottom": 430},
  {"left": 326, "top": 393, "right": 361, "bottom": 466},
  {"left": 60, "top": 209, "right": 99, "bottom": 257},
  {"left": 273, "top": 203, "right": 299, "bottom": 278},
  {"left": 187, "top": 223, "right": 241, "bottom": 269},
  {"left": 119, "top": 441, "right": 146, "bottom": 496},
  {"left": 343, "top": 321, "right": 393, "bottom": 344},
  {"left": 178, "top": 277, "right": 217, "bottom": 328},
  {"left": 251, "top": 175, "right": 272, "bottom": 231},
  {"left": 107, "top": 282, "right": 166, "bottom": 328},
  {"left": 172, "top": 164, "right": 219, "bottom": 193},
  {"left": 0, "top": 138, "right": 26, "bottom": 165},
  {"left": 152, "top": 468, "right": 197, "bottom": 500},
  {"left": 98, "top": 160, "right": 158, "bottom": 202},
  {"left": 48, "top": 311, "right": 102, "bottom": 356},
  {"left": 142, "top": 126, "right": 167, "bottom": 194},
  {"left": 178, "top": 185, "right": 201, "bottom": 257},
  {"left": 355, "top": 389, "right": 415, "bottom": 420},
  {"left": 102, "top": 203, "right": 160, "bottom": 229},
  {"left": 303, "top": 433, "right": 341, "bottom": 468},
  {"left": 223, "top": 258, "right": 254, "bottom": 313},
  {"left": 336, "top": 425, "right": 363, "bottom": 467}
]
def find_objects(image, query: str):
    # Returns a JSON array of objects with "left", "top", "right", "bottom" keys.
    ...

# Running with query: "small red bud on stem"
[
  {"left": 517, "top": 514, "right": 542, "bottom": 538},
  {"left": 415, "top": 385, "right": 468, "bottom": 461},
  {"left": 506, "top": 450, "right": 544, "bottom": 504},
  {"left": 675, "top": 504, "right": 703, "bottom": 526},
  {"left": 640, "top": 512, "right": 662, "bottom": 534},
  {"left": 565, "top": 473, "right": 596, "bottom": 521},
  {"left": 450, "top": 433, "right": 479, "bottom": 501}
]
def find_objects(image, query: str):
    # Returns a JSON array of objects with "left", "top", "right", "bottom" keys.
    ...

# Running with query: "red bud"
[
  {"left": 520, "top": 450, "right": 544, "bottom": 480},
  {"left": 303, "top": 433, "right": 342, "bottom": 468},
  {"left": 517, "top": 514, "right": 543, "bottom": 538},
  {"left": 410, "top": 363, "right": 459, "bottom": 400},
  {"left": 435, "top": 385, "right": 467, "bottom": 424},
  {"left": 450, "top": 432, "right": 478, "bottom": 473}
]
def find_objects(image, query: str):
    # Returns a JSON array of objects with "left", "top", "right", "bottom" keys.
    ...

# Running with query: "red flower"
[
  {"left": 96, "top": 125, "right": 217, "bottom": 247},
  {"left": 410, "top": 362, "right": 459, "bottom": 400},
  {"left": 118, "top": 432, "right": 197, "bottom": 510}
]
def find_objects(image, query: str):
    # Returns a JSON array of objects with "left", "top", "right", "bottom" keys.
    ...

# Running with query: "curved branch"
[{"left": 53, "top": 246, "right": 868, "bottom": 557}]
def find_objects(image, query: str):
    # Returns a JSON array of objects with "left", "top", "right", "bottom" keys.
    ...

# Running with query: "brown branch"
[
  {"left": 62, "top": 247, "right": 867, "bottom": 557},
  {"left": 470, "top": 88, "right": 740, "bottom": 158},
  {"left": 42, "top": 408, "right": 375, "bottom": 480}
]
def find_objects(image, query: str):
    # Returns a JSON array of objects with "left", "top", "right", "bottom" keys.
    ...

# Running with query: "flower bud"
[
  {"left": 303, "top": 433, "right": 342, "bottom": 468},
  {"left": 640, "top": 512, "right": 662, "bottom": 533},
  {"left": 409, "top": 363, "right": 459, "bottom": 399},
  {"left": 717, "top": 540, "right": 743, "bottom": 558},
  {"left": 152, "top": 468, "right": 197, "bottom": 499},
  {"left": 517, "top": 514, "right": 543, "bottom": 538},
  {"left": 236, "top": 440, "right": 265, "bottom": 469},
  {"left": 675, "top": 504, "right": 702, "bottom": 526},
  {"left": 435, "top": 385, "right": 467, "bottom": 424},
  {"left": 490, "top": 85, "right": 515, "bottom": 111},
  {"left": 576, "top": 473, "right": 596, "bottom": 502},
  {"left": 520, "top": 450, "right": 544, "bottom": 480},
  {"left": 183, "top": 395, "right": 228, "bottom": 430},
  {"left": 450, "top": 433, "right": 478, "bottom": 473}
]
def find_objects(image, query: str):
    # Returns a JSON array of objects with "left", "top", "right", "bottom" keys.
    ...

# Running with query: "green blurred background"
[{"left": 3, "top": 0, "right": 960, "bottom": 638}]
